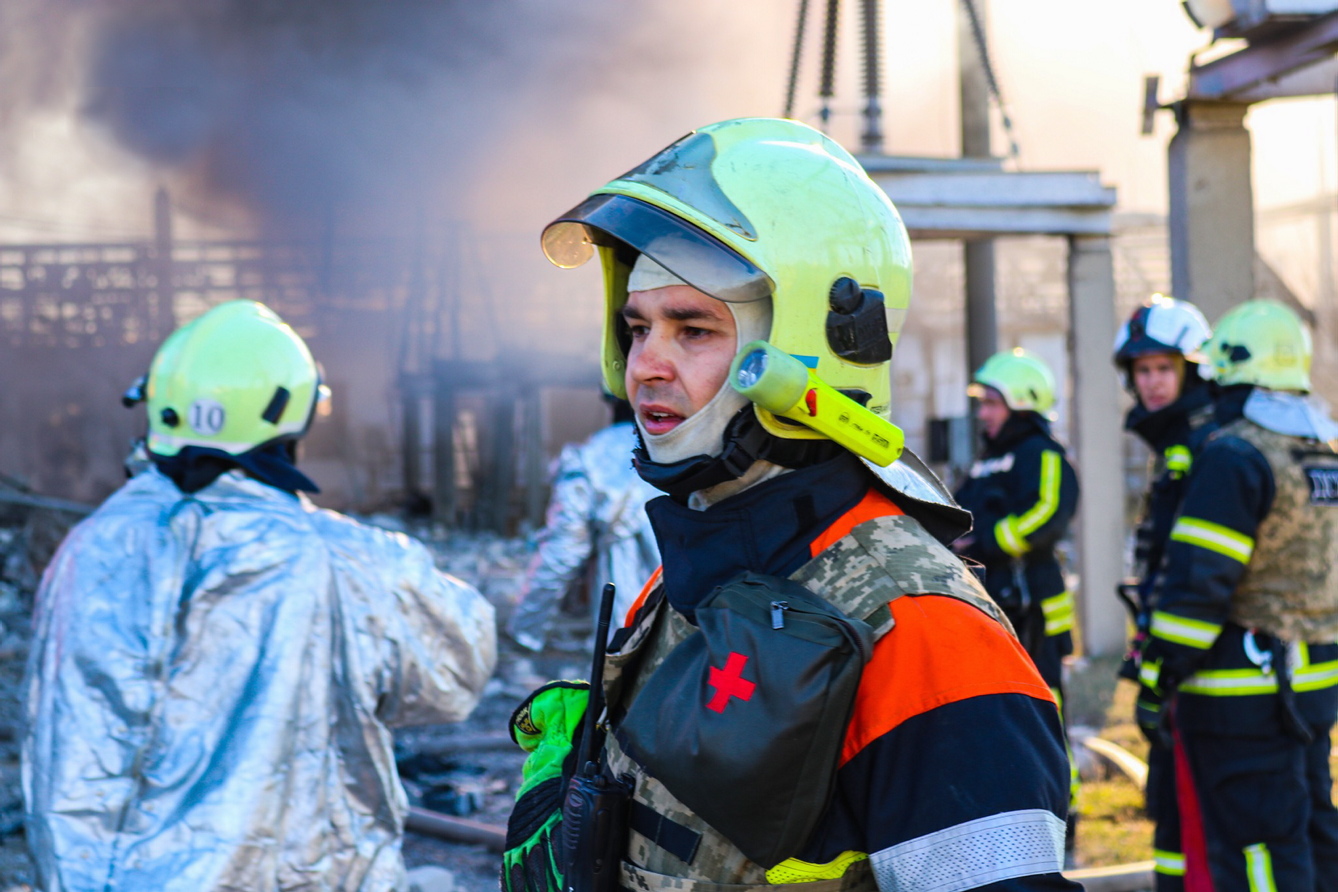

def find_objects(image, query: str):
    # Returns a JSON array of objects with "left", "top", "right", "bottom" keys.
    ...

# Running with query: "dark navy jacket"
[
  {"left": 639, "top": 452, "right": 1079, "bottom": 890},
  {"left": 1124, "top": 379, "right": 1216, "bottom": 619},
  {"left": 952, "top": 414, "right": 1079, "bottom": 653}
]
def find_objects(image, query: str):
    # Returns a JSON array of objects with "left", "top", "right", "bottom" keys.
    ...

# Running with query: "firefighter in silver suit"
[{"left": 23, "top": 300, "right": 497, "bottom": 892}]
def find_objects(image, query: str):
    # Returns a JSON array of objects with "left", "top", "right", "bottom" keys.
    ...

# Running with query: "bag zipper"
[{"left": 766, "top": 597, "right": 871, "bottom": 662}]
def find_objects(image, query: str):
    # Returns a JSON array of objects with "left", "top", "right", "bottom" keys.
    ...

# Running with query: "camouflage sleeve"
[{"left": 1142, "top": 436, "right": 1273, "bottom": 689}]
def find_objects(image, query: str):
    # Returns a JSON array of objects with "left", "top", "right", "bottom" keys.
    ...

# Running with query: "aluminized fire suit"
[
  {"left": 1139, "top": 388, "right": 1338, "bottom": 891},
  {"left": 507, "top": 421, "right": 660, "bottom": 649},
  {"left": 23, "top": 469, "right": 497, "bottom": 892}
]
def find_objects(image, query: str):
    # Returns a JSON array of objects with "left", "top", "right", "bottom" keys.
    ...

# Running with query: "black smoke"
[{"left": 28, "top": 0, "right": 667, "bottom": 235}]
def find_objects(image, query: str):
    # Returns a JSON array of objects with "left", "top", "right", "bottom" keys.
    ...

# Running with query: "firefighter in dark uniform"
[
  {"left": 1139, "top": 299, "right": 1338, "bottom": 891},
  {"left": 502, "top": 118, "right": 1080, "bottom": 892},
  {"left": 953, "top": 349, "right": 1079, "bottom": 692},
  {"left": 952, "top": 349, "right": 1080, "bottom": 855},
  {"left": 1111, "top": 294, "right": 1214, "bottom": 889}
]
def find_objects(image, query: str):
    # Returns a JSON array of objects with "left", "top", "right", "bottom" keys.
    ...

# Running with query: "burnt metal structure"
[{"left": 0, "top": 194, "right": 593, "bottom": 531}]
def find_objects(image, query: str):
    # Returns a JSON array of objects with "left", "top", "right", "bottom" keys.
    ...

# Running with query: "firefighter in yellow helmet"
[
  {"left": 951, "top": 348, "right": 1081, "bottom": 856},
  {"left": 953, "top": 349, "right": 1080, "bottom": 687},
  {"left": 23, "top": 300, "right": 497, "bottom": 891},
  {"left": 1138, "top": 299, "right": 1338, "bottom": 889},
  {"left": 502, "top": 118, "right": 1079, "bottom": 892}
]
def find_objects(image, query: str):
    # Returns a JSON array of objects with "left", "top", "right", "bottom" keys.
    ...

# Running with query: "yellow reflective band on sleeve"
[
  {"left": 1015, "top": 450, "right": 1063, "bottom": 536},
  {"left": 1150, "top": 610, "right": 1222, "bottom": 649},
  {"left": 1244, "top": 842, "right": 1277, "bottom": 892},
  {"left": 994, "top": 516, "right": 1029, "bottom": 557},
  {"left": 1164, "top": 445, "right": 1193, "bottom": 479},
  {"left": 1169, "top": 517, "right": 1255, "bottom": 564},
  {"left": 1041, "top": 591, "right": 1074, "bottom": 635},
  {"left": 1154, "top": 849, "right": 1186, "bottom": 876},
  {"left": 765, "top": 851, "right": 868, "bottom": 884}
]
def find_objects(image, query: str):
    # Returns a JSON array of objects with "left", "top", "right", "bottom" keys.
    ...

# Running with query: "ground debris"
[
  {"left": 0, "top": 515, "right": 578, "bottom": 892},
  {"left": 0, "top": 509, "right": 38, "bottom": 890}
]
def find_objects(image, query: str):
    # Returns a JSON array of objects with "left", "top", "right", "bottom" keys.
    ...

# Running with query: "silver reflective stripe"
[{"left": 870, "top": 809, "right": 1065, "bottom": 892}]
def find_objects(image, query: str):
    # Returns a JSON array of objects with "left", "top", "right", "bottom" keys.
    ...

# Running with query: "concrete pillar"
[
  {"left": 1168, "top": 101, "right": 1256, "bottom": 322},
  {"left": 1067, "top": 236, "right": 1125, "bottom": 657},
  {"left": 958, "top": 0, "right": 997, "bottom": 386}
]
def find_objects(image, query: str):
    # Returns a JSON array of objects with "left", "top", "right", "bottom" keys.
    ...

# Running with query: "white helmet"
[{"left": 1112, "top": 294, "right": 1212, "bottom": 373}]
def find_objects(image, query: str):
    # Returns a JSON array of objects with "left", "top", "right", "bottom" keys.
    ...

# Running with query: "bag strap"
[{"left": 790, "top": 513, "right": 1007, "bottom": 641}]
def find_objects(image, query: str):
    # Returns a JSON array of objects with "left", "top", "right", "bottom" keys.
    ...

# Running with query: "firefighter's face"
[
  {"left": 1132, "top": 352, "right": 1184, "bottom": 412},
  {"left": 622, "top": 285, "right": 737, "bottom": 436},
  {"left": 975, "top": 388, "right": 1011, "bottom": 439}
]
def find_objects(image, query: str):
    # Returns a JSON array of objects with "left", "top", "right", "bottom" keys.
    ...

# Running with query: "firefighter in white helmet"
[
  {"left": 1138, "top": 300, "right": 1338, "bottom": 889},
  {"left": 23, "top": 300, "right": 497, "bottom": 892},
  {"left": 1110, "top": 294, "right": 1214, "bottom": 890}
]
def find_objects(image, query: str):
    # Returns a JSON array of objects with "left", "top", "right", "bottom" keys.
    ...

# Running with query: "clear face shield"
[{"left": 541, "top": 194, "right": 773, "bottom": 305}]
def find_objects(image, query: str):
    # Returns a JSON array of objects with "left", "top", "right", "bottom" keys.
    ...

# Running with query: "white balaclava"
[{"left": 626, "top": 254, "right": 772, "bottom": 464}]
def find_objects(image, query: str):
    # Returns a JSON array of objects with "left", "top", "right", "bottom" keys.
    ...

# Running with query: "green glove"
[{"left": 502, "top": 680, "right": 589, "bottom": 892}]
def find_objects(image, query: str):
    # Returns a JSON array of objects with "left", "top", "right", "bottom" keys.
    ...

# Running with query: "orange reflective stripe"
[
  {"left": 840, "top": 594, "right": 1056, "bottom": 765},
  {"left": 624, "top": 566, "right": 663, "bottom": 626},
  {"left": 808, "top": 489, "right": 904, "bottom": 558}
]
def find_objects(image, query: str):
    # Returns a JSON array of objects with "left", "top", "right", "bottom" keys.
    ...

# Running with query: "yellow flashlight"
[{"left": 729, "top": 341, "right": 904, "bottom": 467}]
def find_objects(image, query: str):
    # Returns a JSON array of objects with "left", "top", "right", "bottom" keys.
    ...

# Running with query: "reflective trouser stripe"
[
  {"left": 1139, "top": 658, "right": 1163, "bottom": 692},
  {"left": 1041, "top": 591, "right": 1074, "bottom": 635},
  {"left": 1244, "top": 843, "right": 1277, "bottom": 892},
  {"left": 1153, "top": 849, "right": 1185, "bottom": 876},
  {"left": 1150, "top": 610, "right": 1222, "bottom": 649}
]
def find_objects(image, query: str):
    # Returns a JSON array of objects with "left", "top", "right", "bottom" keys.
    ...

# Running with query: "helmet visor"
[{"left": 541, "top": 194, "right": 773, "bottom": 303}]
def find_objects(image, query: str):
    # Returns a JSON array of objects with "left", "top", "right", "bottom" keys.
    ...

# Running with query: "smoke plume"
[{"left": 3, "top": 0, "right": 751, "bottom": 238}]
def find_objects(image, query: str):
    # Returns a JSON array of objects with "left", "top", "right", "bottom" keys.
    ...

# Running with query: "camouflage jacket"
[{"left": 602, "top": 466, "right": 1076, "bottom": 892}]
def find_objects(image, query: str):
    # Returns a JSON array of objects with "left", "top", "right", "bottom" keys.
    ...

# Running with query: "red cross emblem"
[{"left": 706, "top": 652, "right": 756, "bottom": 713}]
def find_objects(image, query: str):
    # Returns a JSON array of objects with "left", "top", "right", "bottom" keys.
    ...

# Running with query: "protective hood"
[
  {"left": 1243, "top": 389, "right": 1338, "bottom": 443},
  {"left": 23, "top": 470, "right": 497, "bottom": 892}
]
